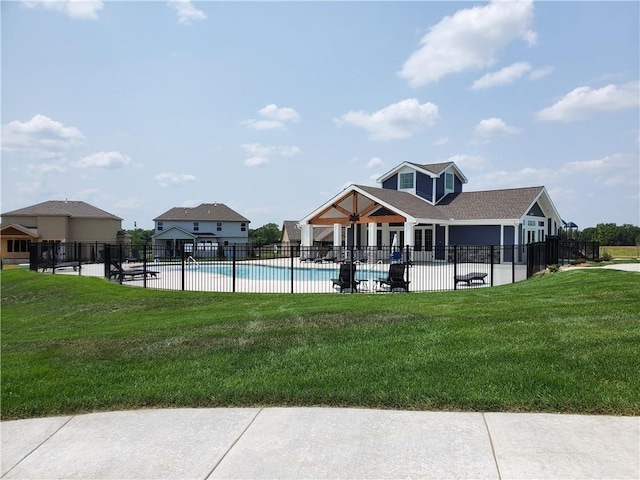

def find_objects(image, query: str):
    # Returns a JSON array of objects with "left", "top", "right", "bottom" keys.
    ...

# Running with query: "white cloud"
[
  {"left": 21, "top": 0, "right": 103, "bottom": 20},
  {"left": 474, "top": 117, "right": 520, "bottom": 142},
  {"left": 241, "top": 143, "right": 301, "bottom": 157},
  {"left": 529, "top": 66, "right": 554, "bottom": 80},
  {"left": 242, "top": 104, "right": 300, "bottom": 131},
  {"left": 471, "top": 62, "right": 532, "bottom": 90},
  {"left": 537, "top": 82, "right": 640, "bottom": 122},
  {"left": 335, "top": 98, "right": 439, "bottom": 141},
  {"left": 258, "top": 104, "right": 301, "bottom": 123},
  {"left": 154, "top": 172, "right": 197, "bottom": 187},
  {"left": 72, "top": 151, "right": 131, "bottom": 169},
  {"left": 367, "top": 157, "right": 382, "bottom": 168},
  {"left": 244, "top": 157, "right": 269, "bottom": 167},
  {"left": 562, "top": 153, "right": 638, "bottom": 187},
  {"left": 114, "top": 198, "right": 146, "bottom": 210},
  {"left": 1, "top": 114, "right": 84, "bottom": 158},
  {"left": 399, "top": 0, "right": 536, "bottom": 87},
  {"left": 167, "top": 0, "right": 207, "bottom": 25},
  {"left": 448, "top": 154, "right": 486, "bottom": 171},
  {"left": 434, "top": 137, "right": 450, "bottom": 146},
  {"left": 28, "top": 161, "right": 68, "bottom": 176}
]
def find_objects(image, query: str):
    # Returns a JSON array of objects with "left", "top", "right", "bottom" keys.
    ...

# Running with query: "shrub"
[
  {"left": 547, "top": 264, "right": 560, "bottom": 273},
  {"left": 599, "top": 251, "right": 613, "bottom": 262}
]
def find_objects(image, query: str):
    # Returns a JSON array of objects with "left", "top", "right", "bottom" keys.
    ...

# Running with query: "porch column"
[
  {"left": 404, "top": 222, "right": 415, "bottom": 246},
  {"left": 300, "top": 224, "right": 313, "bottom": 247},
  {"left": 444, "top": 225, "right": 450, "bottom": 247},
  {"left": 367, "top": 222, "right": 377, "bottom": 247},
  {"left": 333, "top": 223, "right": 342, "bottom": 247}
]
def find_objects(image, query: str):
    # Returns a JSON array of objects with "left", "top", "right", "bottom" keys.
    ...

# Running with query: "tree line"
[{"left": 567, "top": 223, "right": 639, "bottom": 246}]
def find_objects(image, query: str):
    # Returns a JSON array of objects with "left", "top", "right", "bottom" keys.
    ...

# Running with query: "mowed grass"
[
  {"left": 601, "top": 245, "right": 640, "bottom": 259},
  {"left": 1, "top": 267, "right": 639, "bottom": 420}
]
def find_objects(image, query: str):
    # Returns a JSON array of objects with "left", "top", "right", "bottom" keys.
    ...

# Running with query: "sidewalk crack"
[
  {"left": 204, "top": 408, "right": 263, "bottom": 480},
  {"left": 482, "top": 413, "right": 503, "bottom": 480}
]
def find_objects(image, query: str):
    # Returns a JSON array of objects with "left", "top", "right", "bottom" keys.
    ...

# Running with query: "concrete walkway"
[{"left": 2, "top": 408, "right": 638, "bottom": 479}]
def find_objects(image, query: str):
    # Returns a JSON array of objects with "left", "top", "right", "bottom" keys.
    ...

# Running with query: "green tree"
[
  {"left": 249, "top": 223, "right": 281, "bottom": 246},
  {"left": 126, "top": 228, "right": 154, "bottom": 245}
]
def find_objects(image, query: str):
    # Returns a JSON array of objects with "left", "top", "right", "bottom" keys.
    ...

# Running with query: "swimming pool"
[{"left": 184, "top": 263, "right": 383, "bottom": 281}]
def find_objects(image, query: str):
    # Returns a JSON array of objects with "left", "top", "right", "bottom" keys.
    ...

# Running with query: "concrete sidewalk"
[{"left": 2, "top": 408, "right": 638, "bottom": 479}]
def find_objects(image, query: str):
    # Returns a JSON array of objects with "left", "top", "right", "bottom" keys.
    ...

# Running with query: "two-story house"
[
  {"left": 152, "top": 203, "right": 250, "bottom": 258},
  {"left": 1, "top": 200, "right": 125, "bottom": 265},
  {"left": 298, "top": 161, "right": 562, "bottom": 262}
]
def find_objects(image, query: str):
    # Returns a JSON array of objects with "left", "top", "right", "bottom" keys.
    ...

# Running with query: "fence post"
[
  {"left": 490, "top": 245, "right": 495, "bottom": 287},
  {"left": 181, "top": 247, "right": 185, "bottom": 291},
  {"left": 143, "top": 244, "right": 147, "bottom": 289},
  {"left": 453, "top": 245, "right": 458, "bottom": 291},
  {"left": 511, "top": 244, "right": 515, "bottom": 283},
  {"left": 77, "top": 242, "right": 82, "bottom": 275},
  {"left": 290, "top": 245, "right": 295, "bottom": 294},
  {"left": 232, "top": 245, "right": 236, "bottom": 293}
]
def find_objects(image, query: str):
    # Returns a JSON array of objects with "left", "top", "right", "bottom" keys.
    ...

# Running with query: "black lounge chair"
[
  {"left": 331, "top": 263, "right": 362, "bottom": 292},
  {"left": 110, "top": 260, "right": 158, "bottom": 281},
  {"left": 454, "top": 272, "right": 488, "bottom": 286},
  {"left": 40, "top": 260, "right": 80, "bottom": 272},
  {"left": 376, "top": 263, "right": 410, "bottom": 292},
  {"left": 314, "top": 250, "right": 337, "bottom": 263}
]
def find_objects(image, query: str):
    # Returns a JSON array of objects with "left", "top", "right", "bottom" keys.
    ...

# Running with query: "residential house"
[
  {"left": 298, "top": 161, "right": 562, "bottom": 262},
  {"left": 0, "top": 200, "right": 124, "bottom": 265},
  {"left": 152, "top": 203, "right": 250, "bottom": 258}
]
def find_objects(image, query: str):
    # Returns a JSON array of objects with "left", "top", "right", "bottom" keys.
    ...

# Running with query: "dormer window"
[
  {"left": 445, "top": 172, "right": 454, "bottom": 193},
  {"left": 399, "top": 172, "right": 414, "bottom": 190}
]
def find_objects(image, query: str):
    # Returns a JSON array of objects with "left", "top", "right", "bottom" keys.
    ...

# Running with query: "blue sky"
[{"left": 2, "top": 0, "right": 639, "bottom": 231}]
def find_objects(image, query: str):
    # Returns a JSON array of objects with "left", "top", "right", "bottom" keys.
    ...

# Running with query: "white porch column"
[
  {"left": 404, "top": 222, "right": 415, "bottom": 247},
  {"left": 444, "top": 225, "right": 450, "bottom": 247},
  {"left": 300, "top": 224, "right": 313, "bottom": 247},
  {"left": 368, "top": 222, "right": 377, "bottom": 247},
  {"left": 333, "top": 223, "right": 342, "bottom": 247}
]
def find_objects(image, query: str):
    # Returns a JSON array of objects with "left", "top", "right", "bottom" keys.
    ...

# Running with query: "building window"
[
  {"left": 399, "top": 172, "right": 414, "bottom": 190},
  {"left": 424, "top": 229, "right": 433, "bottom": 252},
  {"left": 241, "top": 222, "right": 246, "bottom": 232},
  {"left": 217, "top": 222, "right": 222, "bottom": 231},
  {"left": 7, "top": 240, "right": 28, "bottom": 253},
  {"left": 415, "top": 230, "right": 423, "bottom": 252},
  {"left": 157, "top": 221, "right": 163, "bottom": 231},
  {"left": 445, "top": 172, "right": 454, "bottom": 192},
  {"left": 193, "top": 222, "right": 199, "bottom": 232}
]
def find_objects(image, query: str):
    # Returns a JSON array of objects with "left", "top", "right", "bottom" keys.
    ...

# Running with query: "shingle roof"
[
  {"left": 153, "top": 203, "right": 250, "bottom": 222},
  {"left": 437, "top": 187, "right": 544, "bottom": 220},
  {"left": 282, "top": 220, "right": 333, "bottom": 242},
  {"left": 356, "top": 185, "right": 449, "bottom": 221},
  {"left": 408, "top": 162, "right": 455, "bottom": 175},
  {"left": 1, "top": 200, "right": 122, "bottom": 220},
  {"left": 355, "top": 185, "right": 544, "bottom": 221}
]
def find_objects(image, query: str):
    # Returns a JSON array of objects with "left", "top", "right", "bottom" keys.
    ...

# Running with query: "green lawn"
[
  {"left": 2, "top": 267, "right": 639, "bottom": 420},
  {"left": 601, "top": 245, "right": 640, "bottom": 259}
]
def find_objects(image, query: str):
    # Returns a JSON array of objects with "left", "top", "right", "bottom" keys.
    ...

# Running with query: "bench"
[{"left": 455, "top": 272, "right": 488, "bottom": 286}]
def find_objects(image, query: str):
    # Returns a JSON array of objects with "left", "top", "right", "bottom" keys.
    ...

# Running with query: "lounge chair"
[
  {"left": 314, "top": 250, "right": 337, "bottom": 263},
  {"left": 389, "top": 251, "right": 403, "bottom": 264},
  {"left": 454, "top": 272, "right": 488, "bottom": 286},
  {"left": 40, "top": 260, "right": 80, "bottom": 272},
  {"left": 331, "top": 263, "right": 362, "bottom": 292},
  {"left": 110, "top": 260, "right": 158, "bottom": 281},
  {"left": 376, "top": 263, "right": 410, "bottom": 292}
]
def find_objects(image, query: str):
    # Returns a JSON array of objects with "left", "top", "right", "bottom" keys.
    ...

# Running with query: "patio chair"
[
  {"left": 331, "top": 263, "right": 362, "bottom": 292},
  {"left": 376, "top": 263, "right": 410, "bottom": 292},
  {"left": 390, "top": 250, "right": 403, "bottom": 264},
  {"left": 314, "top": 250, "right": 337, "bottom": 263}
]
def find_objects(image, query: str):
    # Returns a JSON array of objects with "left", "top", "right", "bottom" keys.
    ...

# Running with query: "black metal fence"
[{"left": 29, "top": 239, "right": 598, "bottom": 293}]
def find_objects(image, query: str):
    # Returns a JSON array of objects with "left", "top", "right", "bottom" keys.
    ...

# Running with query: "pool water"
[{"left": 189, "top": 263, "right": 383, "bottom": 281}]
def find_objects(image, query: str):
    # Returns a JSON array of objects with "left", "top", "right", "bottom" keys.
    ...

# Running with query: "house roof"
[
  {"left": 377, "top": 161, "right": 468, "bottom": 185},
  {"left": 153, "top": 203, "right": 250, "bottom": 222},
  {"left": 1, "top": 200, "right": 122, "bottom": 220},
  {"left": 0, "top": 223, "right": 40, "bottom": 238},
  {"left": 356, "top": 185, "right": 449, "bottom": 221},
  {"left": 436, "top": 186, "right": 546, "bottom": 220}
]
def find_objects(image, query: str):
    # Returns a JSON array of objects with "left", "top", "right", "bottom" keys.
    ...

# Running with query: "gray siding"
[{"left": 449, "top": 225, "right": 501, "bottom": 246}]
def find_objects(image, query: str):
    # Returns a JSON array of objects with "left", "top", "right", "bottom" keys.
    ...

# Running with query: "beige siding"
[
  {"left": 68, "top": 218, "right": 121, "bottom": 242},
  {"left": 36, "top": 216, "right": 68, "bottom": 240}
]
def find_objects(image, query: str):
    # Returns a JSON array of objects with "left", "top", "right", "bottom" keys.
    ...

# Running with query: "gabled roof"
[
  {"left": 154, "top": 203, "right": 250, "bottom": 222},
  {"left": 1, "top": 200, "right": 122, "bottom": 220},
  {"left": 356, "top": 185, "right": 448, "bottom": 221},
  {"left": 377, "top": 161, "right": 468, "bottom": 185},
  {"left": 0, "top": 223, "right": 40, "bottom": 238}
]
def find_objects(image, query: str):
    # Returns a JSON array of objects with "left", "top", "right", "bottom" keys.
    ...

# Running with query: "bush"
[
  {"left": 547, "top": 264, "right": 560, "bottom": 273},
  {"left": 599, "top": 251, "right": 613, "bottom": 262}
]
